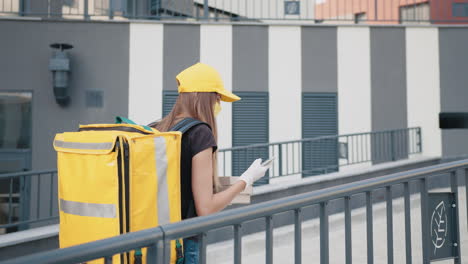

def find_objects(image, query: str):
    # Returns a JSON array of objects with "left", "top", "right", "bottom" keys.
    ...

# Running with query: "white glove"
[{"left": 238, "top": 158, "right": 273, "bottom": 188}]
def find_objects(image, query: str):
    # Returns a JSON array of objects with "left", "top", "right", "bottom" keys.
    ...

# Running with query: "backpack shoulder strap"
[{"left": 169, "top": 118, "right": 210, "bottom": 134}]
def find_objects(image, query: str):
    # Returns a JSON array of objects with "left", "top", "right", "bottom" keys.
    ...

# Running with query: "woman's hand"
[{"left": 238, "top": 158, "right": 273, "bottom": 187}]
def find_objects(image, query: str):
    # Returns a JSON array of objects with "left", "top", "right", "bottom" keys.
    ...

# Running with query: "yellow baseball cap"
[{"left": 176, "top": 62, "right": 241, "bottom": 102}]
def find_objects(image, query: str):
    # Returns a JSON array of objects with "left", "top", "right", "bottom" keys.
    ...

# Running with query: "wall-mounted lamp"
[{"left": 49, "top": 43, "right": 73, "bottom": 107}]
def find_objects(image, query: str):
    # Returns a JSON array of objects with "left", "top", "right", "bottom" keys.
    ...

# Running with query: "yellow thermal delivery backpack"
[{"left": 53, "top": 118, "right": 185, "bottom": 264}]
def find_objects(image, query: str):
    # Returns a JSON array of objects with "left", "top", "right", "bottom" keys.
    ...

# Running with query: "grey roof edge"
[{"left": 2, "top": 16, "right": 468, "bottom": 28}]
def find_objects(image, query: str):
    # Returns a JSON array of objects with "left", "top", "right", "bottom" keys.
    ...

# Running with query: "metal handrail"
[
  {"left": 162, "top": 159, "right": 468, "bottom": 238},
  {"left": 219, "top": 127, "right": 422, "bottom": 179},
  {"left": 0, "top": 127, "right": 422, "bottom": 176},
  {"left": 3, "top": 158, "right": 467, "bottom": 264},
  {"left": 0, "top": 170, "right": 58, "bottom": 232},
  {"left": 220, "top": 127, "right": 419, "bottom": 151}
]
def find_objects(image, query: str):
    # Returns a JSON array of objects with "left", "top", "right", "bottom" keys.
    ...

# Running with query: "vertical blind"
[
  {"left": 302, "top": 93, "right": 338, "bottom": 176},
  {"left": 232, "top": 92, "right": 269, "bottom": 185}
]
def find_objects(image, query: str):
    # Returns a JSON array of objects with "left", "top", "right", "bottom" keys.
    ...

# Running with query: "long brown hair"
[{"left": 151, "top": 92, "right": 220, "bottom": 191}]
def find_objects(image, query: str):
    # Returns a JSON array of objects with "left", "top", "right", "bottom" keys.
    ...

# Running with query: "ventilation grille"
[{"left": 86, "top": 90, "right": 103, "bottom": 108}]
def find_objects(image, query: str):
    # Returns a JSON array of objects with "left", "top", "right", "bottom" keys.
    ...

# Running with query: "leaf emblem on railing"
[{"left": 431, "top": 201, "right": 448, "bottom": 255}]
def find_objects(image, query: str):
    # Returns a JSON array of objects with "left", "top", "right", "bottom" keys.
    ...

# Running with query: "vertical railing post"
[
  {"left": 145, "top": 242, "right": 158, "bottom": 263},
  {"left": 109, "top": 0, "right": 114, "bottom": 19},
  {"left": 234, "top": 224, "right": 242, "bottom": 264},
  {"left": 266, "top": 216, "right": 273, "bottom": 264},
  {"left": 344, "top": 196, "right": 352, "bottom": 264},
  {"left": 465, "top": 168, "right": 468, "bottom": 229},
  {"left": 286, "top": 143, "right": 289, "bottom": 174},
  {"left": 420, "top": 178, "right": 429, "bottom": 264},
  {"left": 390, "top": 130, "right": 396, "bottom": 161},
  {"left": 36, "top": 175, "right": 41, "bottom": 222},
  {"left": 417, "top": 127, "right": 422, "bottom": 153},
  {"left": 294, "top": 208, "right": 302, "bottom": 264},
  {"left": 163, "top": 239, "right": 171, "bottom": 264},
  {"left": 386, "top": 186, "right": 394, "bottom": 264},
  {"left": 199, "top": 232, "right": 208, "bottom": 264},
  {"left": 19, "top": 175, "right": 31, "bottom": 230},
  {"left": 335, "top": 136, "right": 340, "bottom": 170},
  {"left": 298, "top": 142, "right": 302, "bottom": 174},
  {"left": 366, "top": 191, "right": 374, "bottom": 264},
  {"left": 278, "top": 143, "right": 283, "bottom": 176},
  {"left": 49, "top": 173, "right": 54, "bottom": 220},
  {"left": 404, "top": 182, "right": 412, "bottom": 264},
  {"left": 84, "top": 0, "right": 90, "bottom": 19},
  {"left": 320, "top": 202, "right": 329, "bottom": 264},
  {"left": 203, "top": 0, "right": 209, "bottom": 20},
  {"left": 451, "top": 170, "right": 462, "bottom": 264},
  {"left": 8, "top": 178, "right": 13, "bottom": 225},
  {"left": 158, "top": 239, "right": 165, "bottom": 263}
]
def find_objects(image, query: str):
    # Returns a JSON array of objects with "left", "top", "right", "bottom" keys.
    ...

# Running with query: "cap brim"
[{"left": 218, "top": 90, "right": 241, "bottom": 102}]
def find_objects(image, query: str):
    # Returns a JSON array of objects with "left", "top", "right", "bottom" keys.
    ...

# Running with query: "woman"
[{"left": 151, "top": 63, "right": 271, "bottom": 264}]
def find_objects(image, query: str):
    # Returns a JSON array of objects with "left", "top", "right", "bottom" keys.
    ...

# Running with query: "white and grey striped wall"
[
  {"left": 1, "top": 20, "right": 467, "bottom": 171},
  {"left": 128, "top": 23, "right": 468, "bottom": 161}
]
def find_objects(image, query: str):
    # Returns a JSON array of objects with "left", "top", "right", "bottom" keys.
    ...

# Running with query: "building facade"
[
  {"left": 1, "top": 19, "right": 468, "bottom": 175},
  {"left": 3, "top": 1, "right": 468, "bottom": 23},
  {"left": 315, "top": 0, "right": 468, "bottom": 24}
]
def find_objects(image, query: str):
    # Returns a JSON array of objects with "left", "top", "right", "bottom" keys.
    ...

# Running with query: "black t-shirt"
[{"left": 180, "top": 123, "right": 217, "bottom": 219}]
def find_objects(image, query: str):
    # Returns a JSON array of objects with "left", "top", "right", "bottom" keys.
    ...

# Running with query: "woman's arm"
[{"left": 191, "top": 148, "right": 246, "bottom": 216}]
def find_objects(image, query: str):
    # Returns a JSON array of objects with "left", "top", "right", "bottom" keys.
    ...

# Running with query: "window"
[
  {"left": 232, "top": 92, "right": 269, "bottom": 185},
  {"left": 0, "top": 92, "right": 32, "bottom": 173},
  {"left": 284, "top": 1, "right": 300, "bottom": 15},
  {"left": 302, "top": 93, "right": 338, "bottom": 177},
  {"left": 399, "top": 2, "right": 430, "bottom": 24},
  {"left": 62, "top": 0, "right": 77, "bottom": 8},
  {"left": 0, "top": 92, "right": 32, "bottom": 150},
  {"left": 453, "top": 3, "right": 468, "bottom": 17}
]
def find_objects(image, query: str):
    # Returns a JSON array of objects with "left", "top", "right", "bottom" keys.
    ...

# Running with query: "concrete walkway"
[{"left": 207, "top": 186, "right": 468, "bottom": 264}]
